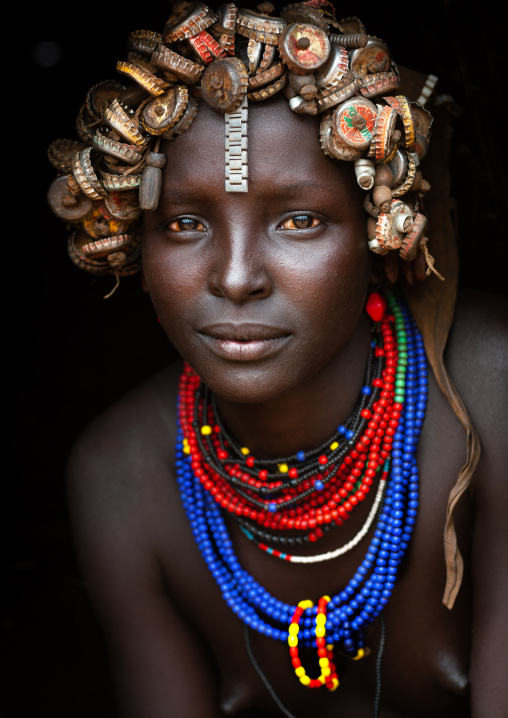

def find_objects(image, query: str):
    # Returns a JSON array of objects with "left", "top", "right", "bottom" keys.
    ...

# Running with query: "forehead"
[{"left": 160, "top": 95, "right": 359, "bottom": 203}]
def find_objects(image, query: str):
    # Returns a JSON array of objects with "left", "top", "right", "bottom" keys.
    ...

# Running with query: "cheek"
[{"left": 142, "top": 239, "right": 202, "bottom": 317}]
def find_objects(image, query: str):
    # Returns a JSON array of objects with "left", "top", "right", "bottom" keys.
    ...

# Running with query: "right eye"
[{"left": 167, "top": 217, "right": 205, "bottom": 232}]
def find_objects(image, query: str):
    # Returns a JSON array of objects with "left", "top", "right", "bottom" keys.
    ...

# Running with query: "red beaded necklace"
[{"left": 178, "top": 308, "right": 399, "bottom": 548}]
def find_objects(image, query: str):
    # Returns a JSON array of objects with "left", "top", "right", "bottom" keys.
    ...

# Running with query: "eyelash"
[
  {"left": 166, "top": 217, "right": 205, "bottom": 232},
  {"left": 279, "top": 214, "right": 322, "bottom": 230},
  {"left": 163, "top": 213, "right": 322, "bottom": 234}
]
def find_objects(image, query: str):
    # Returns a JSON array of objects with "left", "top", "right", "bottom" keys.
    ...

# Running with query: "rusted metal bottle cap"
[
  {"left": 141, "top": 86, "right": 189, "bottom": 134},
  {"left": 319, "top": 111, "right": 363, "bottom": 160},
  {"left": 151, "top": 44, "right": 204, "bottom": 84},
  {"left": 162, "top": 1, "right": 217, "bottom": 43},
  {"left": 117, "top": 60, "right": 170, "bottom": 96},
  {"left": 409, "top": 102, "right": 433, "bottom": 159},
  {"left": 385, "top": 95, "right": 415, "bottom": 147},
  {"left": 315, "top": 76, "right": 361, "bottom": 111},
  {"left": 47, "top": 139, "right": 85, "bottom": 173},
  {"left": 81, "top": 232, "right": 136, "bottom": 258},
  {"left": 338, "top": 16, "right": 367, "bottom": 34},
  {"left": 388, "top": 148, "right": 409, "bottom": 185},
  {"left": 399, "top": 212, "right": 427, "bottom": 260},
  {"left": 350, "top": 38, "right": 391, "bottom": 78},
  {"left": 92, "top": 131, "right": 145, "bottom": 166},
  {"left": 82, "top": 205, "right": 128, "bottom": 239},
  {"left": 236, "top": 7, "right": 286, "bottom": 45},
  {"left": 68, "top": 230, "right": 142, "bottom": 277},
  {"left": 73, "top": 147, "right": 107, "bottom": 200},
  {"left": 236, "top": 37, "right": 264, "bottom": 75},
  {"left": 280, "top": 2, "right": 330, "bottom": 32},
  {"left": 104, "top": 99, "right": 146, "bottom": 146},
  {"left": 127, "top": 30, "right": 162, "bottom": 56},
  {"left": 99, "top": 172, "right": 142, "bottom": 193},
  {"left": 161, "top": 94, "right": 199, "bottom": 140},
  {"left": 391, "top": 152, "right": 418, "bottom": 197},
  {"left": 214, "top": 3, "right": 237, "bottom": 34},
  {"left": 368, "top": 199, "right": 413, "bottom": 254},
  {"left": 201, "top": 56, "right": 249, "bottom": 112},
  {"left": 102, "top": 190, "right": 142, "bottom": 222},
  {"left": 248, "top": 62, "right": 285, "bottom": 89},
  {"left": 248, "top": 73, "right": 287, "bottom": 101},
  {"left": 85, "top": 80, "right": 126, "bottom": 123},
  {"left": 360, "top": 70, "right": 399, "bottom": 99},
  {"left": 367, "top": 104, "right": 397, "bottom": 162},
  {"left": 47, "top": 175, "right": 93, "bottom": 222},
  {"left": 314, "top": 43, "right": 348, "bottom": 90},
  {"left": 331, "top": 97, "right": 377, "bottom": 151},
  {"left": 279, "top": 23, "right": 330, "bottom": 73}
]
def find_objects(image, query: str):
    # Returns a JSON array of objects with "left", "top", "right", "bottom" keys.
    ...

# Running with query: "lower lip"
[{"left": 199, "top": 334, "right": 290, "bottom": 361}]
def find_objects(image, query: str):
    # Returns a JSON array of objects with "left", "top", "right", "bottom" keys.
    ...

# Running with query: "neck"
[{"left": 214, "top": 313, "right": 373, "bottom": 459}]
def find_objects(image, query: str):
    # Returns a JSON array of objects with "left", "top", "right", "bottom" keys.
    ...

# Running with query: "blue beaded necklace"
[{"left": 175, "top": 292, "right": 427, "bottom": 690}]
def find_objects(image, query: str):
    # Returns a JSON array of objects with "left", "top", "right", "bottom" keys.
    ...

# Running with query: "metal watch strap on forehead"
[{"left": 225, "top": 95, "right": 248, "bottom": 192}]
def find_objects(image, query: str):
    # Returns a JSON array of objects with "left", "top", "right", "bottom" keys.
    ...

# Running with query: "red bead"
[
  {"left": 318, "top": 455, "right": 328, "bottom": 465},
  {"left": 365, "top": 292, "right": 387, "bottom": 322}
]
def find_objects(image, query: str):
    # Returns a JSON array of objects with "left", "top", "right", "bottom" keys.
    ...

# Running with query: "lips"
[{"left": 197, "top": 323, "right": 291, "bottom": 361}]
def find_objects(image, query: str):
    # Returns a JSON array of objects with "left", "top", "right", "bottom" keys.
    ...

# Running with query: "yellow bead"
[
  {"left": 315, "top": 626, "right": 325, "bottom": 637},
  {"left": 300, "top": 675, "right": 311, "bottom": 686},
  {"left": 240, "top": 447, "right": 250, "bottom": 455},
  {"left": 288, "top": 635, "right": 298, "bottom": 647},
  {"left": 329, "top": 677, "right": 339, "bottom": 692},
  {"left": 183, "top": 446, "right": 191, "bottom": 454},
  {"left": 322, "top": 667, "right": 331, "bottom": 677},
  {"left": 316, "top": 614, "right": 326, "bottom": 626},
  {"left": 318, "top": 676, "right": 326, "bottom": 684},
  {"left": 330, "top": 442, "right": 339, "bottom": 450},
  {"left": 295, "top": 666, "right": 306, "bottom": 677},
  {"left": 200, "top": 425, "right": 212, "bottom": 435},
  {"left": 353, "top": 648, "right": 365, "bottom": 661},
  {"left": 322, "top": 595, "right": 331, "bottom": 602},
  {"left": 319, "top": 657, "right": 329, "bottom": 668},
  {"left": 289, "top": 624, "right": 299, "bottom": 635},
  {"left": 278, "top": 463, "right": 288, "bottom": 473},
  {"left": 298, "top": 599, "right": 313, "bottom": 609},
  {"left": 326, "top": 644, "right": 334, "bottom": 651}
]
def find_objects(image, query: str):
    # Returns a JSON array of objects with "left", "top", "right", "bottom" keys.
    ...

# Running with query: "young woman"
[{"left": 47, "top": 3, "right": 507, "bottom": 716}]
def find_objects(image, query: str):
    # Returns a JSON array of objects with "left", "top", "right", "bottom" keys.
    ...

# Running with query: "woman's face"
[{"left": 142, "top": 96, "right": 371, "bottom": 404}]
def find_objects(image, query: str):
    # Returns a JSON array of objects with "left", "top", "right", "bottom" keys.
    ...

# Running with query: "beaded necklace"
[{"left": 176, "top": 292, "right": 427, "bottom": 691}]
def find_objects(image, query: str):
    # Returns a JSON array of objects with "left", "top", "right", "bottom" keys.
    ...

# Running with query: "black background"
[{"left": 6, "top": 2, "right": 507, "bottom": 716}]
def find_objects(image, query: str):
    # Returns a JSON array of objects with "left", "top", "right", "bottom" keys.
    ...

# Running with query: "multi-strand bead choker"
[{"left": 176, "top": 291, "right": 428, "bottom": 691}]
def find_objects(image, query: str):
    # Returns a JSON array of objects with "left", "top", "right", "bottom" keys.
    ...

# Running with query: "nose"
[{"left": 208, "top": 222, "right": 272, "bottom": 303}]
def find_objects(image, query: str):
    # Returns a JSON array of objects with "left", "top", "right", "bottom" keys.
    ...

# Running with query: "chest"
[{"left": 160, "top": 373, "right": 473, "bottom": 716}]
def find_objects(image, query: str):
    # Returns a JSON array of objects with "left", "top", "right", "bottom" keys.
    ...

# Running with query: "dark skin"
[{"left": 68, "top": 97, "right": 508, "bottom": 717}]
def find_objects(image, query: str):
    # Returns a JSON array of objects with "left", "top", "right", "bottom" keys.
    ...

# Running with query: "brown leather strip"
[{"left": 402, "top": 97, "right": 481, "bottom": 609}]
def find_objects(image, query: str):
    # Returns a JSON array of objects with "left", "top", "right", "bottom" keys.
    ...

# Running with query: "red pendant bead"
[{"left": 365, "top": 292, "right": 387, "bottom": 322}]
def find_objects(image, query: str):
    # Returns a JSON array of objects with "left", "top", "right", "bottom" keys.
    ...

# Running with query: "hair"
[{"left": 47, "top": 1, "right": 439, "bottom": 289}]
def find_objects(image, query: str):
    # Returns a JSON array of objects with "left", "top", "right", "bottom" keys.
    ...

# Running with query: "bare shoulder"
[
  {"left": 68, "top": 359, "right": 182, "bottom": 484},
  {"left": 445, "top": 288, "right": 508, "bottom": 449},
  {"left": 66, "top": 359, "right": 187, "bottom": 594}
]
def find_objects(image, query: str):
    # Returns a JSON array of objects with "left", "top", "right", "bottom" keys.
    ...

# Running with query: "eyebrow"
[{"left": 159, "top": 181, "right": 334, "bottom": 207}]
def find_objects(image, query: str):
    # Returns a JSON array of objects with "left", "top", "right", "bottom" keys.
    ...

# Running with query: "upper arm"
[
  {"left": 448, "top": 291, "right": 508, "bottom": 714},
  {"left": 67, "top": 394, "right": 222, "bottom": 718}
]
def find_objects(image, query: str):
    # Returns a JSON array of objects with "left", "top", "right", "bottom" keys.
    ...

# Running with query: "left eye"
[
  {"left": 168, "top": 218, "right": 205, "bottom": 232},
  {"left": 280, "top": 215, "right": 321, "bottom": 230}
]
